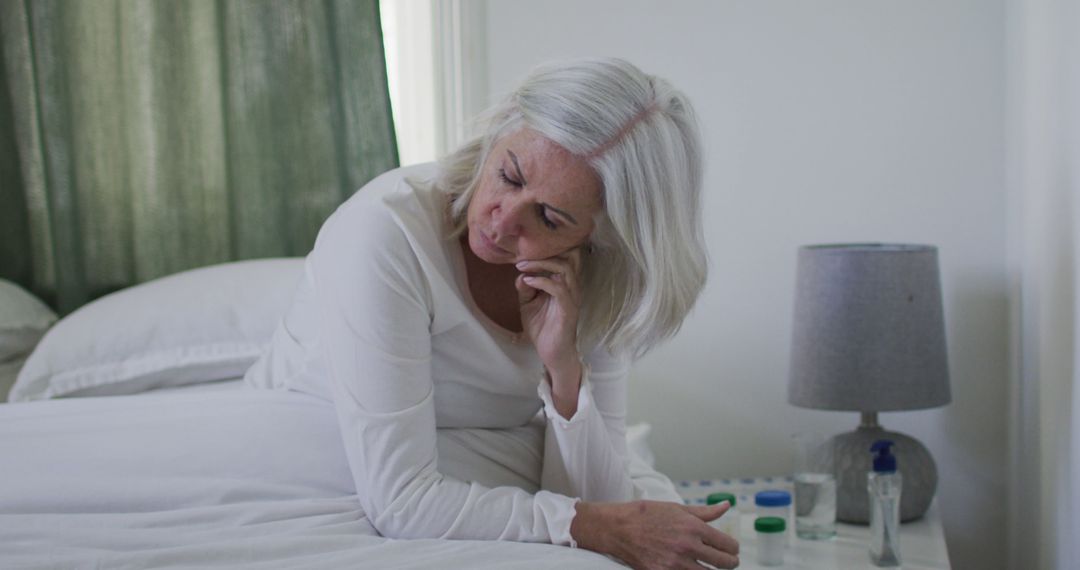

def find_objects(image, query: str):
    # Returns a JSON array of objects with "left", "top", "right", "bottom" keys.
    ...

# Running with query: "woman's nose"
[{"left": 492, "top": 196, "right": 529, "bottom": 237}]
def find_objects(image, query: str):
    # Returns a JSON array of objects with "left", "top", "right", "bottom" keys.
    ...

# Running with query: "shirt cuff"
[
  {"left": 536, "top": 364, "right": 593, "bottom": 427},
  {"left": 534, "top": 491, "right": 583, "bottom": 547}
]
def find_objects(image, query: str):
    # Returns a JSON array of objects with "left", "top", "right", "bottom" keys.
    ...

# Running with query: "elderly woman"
[{"left": 245, "top": 58, "right": 738, "bottom": 569}]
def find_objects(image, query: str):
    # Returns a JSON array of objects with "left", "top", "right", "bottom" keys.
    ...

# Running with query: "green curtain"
[{"left": 0, "top": 0, "right": 398, "bottom": 314}]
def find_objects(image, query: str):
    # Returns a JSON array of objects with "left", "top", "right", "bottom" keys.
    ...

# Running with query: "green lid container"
[
  {"left": 706, "top": 492, "right": 737, "bottom": 507},
  {"left": 754, "top": 516, "right": 786, "bottom": 533}
]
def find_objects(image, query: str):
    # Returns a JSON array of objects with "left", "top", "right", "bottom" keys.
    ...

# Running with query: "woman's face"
[{"left": 465, "top": 128, "right": 603, "bottom": 265}]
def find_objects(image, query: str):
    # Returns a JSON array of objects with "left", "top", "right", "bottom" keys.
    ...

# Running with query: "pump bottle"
[{"left": 868, "top": 440, "right": 902, "bottom": 567}]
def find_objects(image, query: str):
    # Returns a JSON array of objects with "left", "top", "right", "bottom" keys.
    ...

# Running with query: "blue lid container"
[{"left": 754, "top": 490, "right": 792, "bottom": 507}]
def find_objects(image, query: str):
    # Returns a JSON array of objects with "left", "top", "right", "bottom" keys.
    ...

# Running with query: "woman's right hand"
[{"left": 571, "top": 500, "right": 740, "bottom": 569}]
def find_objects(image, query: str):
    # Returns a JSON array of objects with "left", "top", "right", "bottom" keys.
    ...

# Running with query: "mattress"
[{"left": 0, "top": 382, "right": 662, "bottom": 569}]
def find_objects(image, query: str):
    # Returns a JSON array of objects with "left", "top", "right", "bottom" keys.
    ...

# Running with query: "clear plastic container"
[
  {"left": 706, "top": 492, "right": 740, "bottom": 541},
  {"left": 755, "top": 516, "right": 786, "bottom": 566},
  {"left": 755, "top": 490, "right": 794, "bottom": 545},
  {"left": 869, "top": 440, "right": 902, "bottom": 567}
]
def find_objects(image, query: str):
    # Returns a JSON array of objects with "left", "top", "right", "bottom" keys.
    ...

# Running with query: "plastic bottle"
[
  {"left": 868, "top": 439, "right": 902, "bottom": 567},
  {"left": 706, "top": 492, "right": 740, "bottom": 540},
  {"left": 754, "top": 490, "right": 793, "bottom": 545},
  {"left": 754, "top": 516, "right": 786, "bottom": 566}
]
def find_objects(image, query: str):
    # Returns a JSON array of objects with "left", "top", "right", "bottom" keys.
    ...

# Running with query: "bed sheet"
[{"left": 0, "top": 384, "right": 650, "bottom": 569}]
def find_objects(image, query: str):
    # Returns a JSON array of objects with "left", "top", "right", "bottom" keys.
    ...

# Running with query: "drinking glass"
[{"left": 792, "top": 432, "right": 837, "bottom": 540}]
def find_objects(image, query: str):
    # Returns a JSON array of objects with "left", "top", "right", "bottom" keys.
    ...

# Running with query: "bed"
[{"left": 0, "top": 259, "right": 677, "bottom": 569}]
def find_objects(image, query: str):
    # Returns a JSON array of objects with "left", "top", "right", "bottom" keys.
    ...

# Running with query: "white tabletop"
[{"left": 676, "top": 477, "right": 951, "bottom": 569}]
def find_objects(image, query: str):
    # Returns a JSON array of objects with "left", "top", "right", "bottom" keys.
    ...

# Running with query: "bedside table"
[{"left": 676, "top": 477, "right": 950, "bottom": 569}]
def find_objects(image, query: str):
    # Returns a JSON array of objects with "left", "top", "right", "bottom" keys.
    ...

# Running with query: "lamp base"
[{"left": 833, "top": 413, "right": 937, "bottom": 524}]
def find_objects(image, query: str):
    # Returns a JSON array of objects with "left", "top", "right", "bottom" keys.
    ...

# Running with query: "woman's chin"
[{"left": 478, "top": 250, "right": 516, "bottom": 265}]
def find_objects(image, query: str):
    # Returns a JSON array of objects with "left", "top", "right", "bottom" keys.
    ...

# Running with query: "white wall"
[
  {"left": 484, "top": 1, "right": 1007, "bottom": 569},
  {"left": 1006, "top": 0, "right": 1080, "bottom": 567}
]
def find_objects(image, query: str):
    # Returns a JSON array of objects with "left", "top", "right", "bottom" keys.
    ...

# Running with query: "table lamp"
[{"left": 787, "top": 244, "right": 951, "bottom": 523}]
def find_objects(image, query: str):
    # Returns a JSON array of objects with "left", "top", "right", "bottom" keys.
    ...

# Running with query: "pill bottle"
[
  {"left": 755, "top": 516, "right": 786, "bottom": 566},
  {"left": 755, "top": 490, "right": 794, "bottom": 545},
  {"left": 706, "top": 492, "right": 740, "bottom": 541}
]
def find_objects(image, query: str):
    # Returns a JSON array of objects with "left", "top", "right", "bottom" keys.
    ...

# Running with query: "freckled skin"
[{"left": 465, "top": 128, "right": 602, "bottom": 265}]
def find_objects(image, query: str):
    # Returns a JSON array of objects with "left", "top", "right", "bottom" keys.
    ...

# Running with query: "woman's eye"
[
  {"left": 497, "top": 168, "right": 521, "bottom": 187},
  {"left": 535, "top": 205, "right": 558, "bottom": 230}
]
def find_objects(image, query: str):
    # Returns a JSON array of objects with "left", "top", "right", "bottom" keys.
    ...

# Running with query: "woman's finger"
[
  {"left": 520, "top": 274, "right": 570, "bottom": 304},
  {"left": 687, "top": 502, "right": 731, "bottom": 523},
  {"left": 515, "top": 273, "right": 539, "bottom": 305},
  {"left": 700, "top": 525, "right": 740, "bottom": 557},
  {"left": 518, "top": 257, "right": 581, "bottom": 300},
  {"left": 687, "top": 505, "right": 739, "bottom": 556},
  {"left": 691, "top": 542, "right": 740, "bottom": 570},
  {"left": 516, "top": 258, "right": 574, "bottom": 280}
]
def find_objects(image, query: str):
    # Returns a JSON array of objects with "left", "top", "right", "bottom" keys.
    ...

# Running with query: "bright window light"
[{"left": 380, "top": 0, "right": 439, "bottom": 166}]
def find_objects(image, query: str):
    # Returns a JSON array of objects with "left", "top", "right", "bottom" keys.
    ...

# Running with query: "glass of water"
[{"left": 792, "top": 432, "right": 837, "bottom": 540}]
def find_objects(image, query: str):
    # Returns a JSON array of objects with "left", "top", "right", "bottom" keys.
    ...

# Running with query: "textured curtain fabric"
[{"left": 0, "top": 0, "right": 398, "bottom": 314}]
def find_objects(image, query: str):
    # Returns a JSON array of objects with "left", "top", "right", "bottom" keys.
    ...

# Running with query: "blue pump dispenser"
[{"left": 871, "top": 440, "right": 897, "bottom": 473}]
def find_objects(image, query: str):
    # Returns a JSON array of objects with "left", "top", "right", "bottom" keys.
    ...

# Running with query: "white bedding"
[{"left": 0, "top": 383, "right": 671, "bottom": 569}]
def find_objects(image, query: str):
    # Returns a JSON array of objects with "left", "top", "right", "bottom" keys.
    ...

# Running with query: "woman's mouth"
[{"left": 480, "top": 231, "right": 511, "bottom": 255}]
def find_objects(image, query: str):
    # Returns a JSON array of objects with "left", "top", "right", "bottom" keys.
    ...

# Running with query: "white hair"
[{"left": 437, "top": 57, "right": 706, "bottom": 357}]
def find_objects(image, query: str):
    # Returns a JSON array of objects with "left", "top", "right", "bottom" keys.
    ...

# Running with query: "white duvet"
[{"left": 0, "top": 383, "right": 672, "bottom": 569}]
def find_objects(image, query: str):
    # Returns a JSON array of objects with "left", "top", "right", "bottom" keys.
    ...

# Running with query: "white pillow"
[
  {"left": 0, "top": 279, "right": 58, "bottom": 362},
  {"left": 1, "top": 356, "right": 28, "bottom": 403},
  {"left": 9, "top": 258, "right": 304, "bottom": 402}
]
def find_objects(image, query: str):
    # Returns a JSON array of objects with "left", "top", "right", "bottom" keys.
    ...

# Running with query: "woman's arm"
[
  {"left": 309, "top": 196, "right": 578, "bottom": 544},
  {"left": 536, "top": 351, "right": 638, "bottom": 502},
  {"left": 516, "top": 251, "right": 680, "bottom": 504},
  {"left": 513, "top": 246, "right": 741, "bottom": 569},
  {"left": 515, "top": 249, "right": 588, "bottom": 413}
]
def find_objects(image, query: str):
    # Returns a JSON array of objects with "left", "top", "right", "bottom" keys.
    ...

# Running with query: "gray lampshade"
[{"left": 788, "top": 244, "right": 951, "bottom": 411}]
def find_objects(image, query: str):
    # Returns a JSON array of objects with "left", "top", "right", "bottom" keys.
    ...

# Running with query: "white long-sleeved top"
[{"left": 245, "top": 163, "right": 671, "bottom": 546}]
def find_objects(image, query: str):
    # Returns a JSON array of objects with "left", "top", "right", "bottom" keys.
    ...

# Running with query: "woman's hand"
[
  {"left": 514, "top": 247, "right": 587, "bottom": 416},
  {"left": 571, "top": 500, "right": 740, "bottom": 569}
]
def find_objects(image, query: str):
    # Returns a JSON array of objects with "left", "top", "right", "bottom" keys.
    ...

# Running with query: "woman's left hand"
[{"left": 515, "top": 247, "right": 587, "bottom": 414}]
